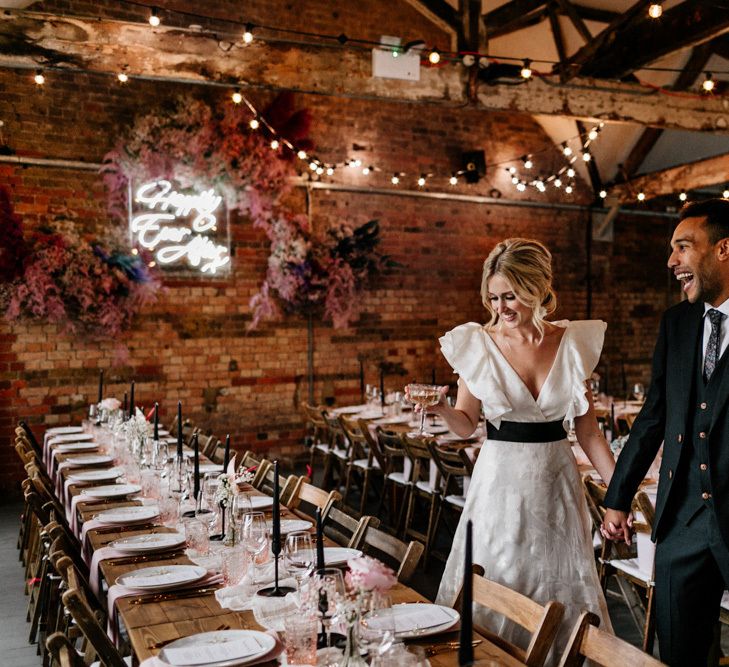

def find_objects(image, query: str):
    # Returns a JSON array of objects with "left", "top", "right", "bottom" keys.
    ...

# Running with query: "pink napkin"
[
  {"left": 89, "top": 546, "right": 127, "bottom": 597},
  {"left": 106, "top": 572, "right": 223, "bottom": 645},
  {"left": 69, "top": 493, "right": 95, "bottom": 536},
  {"left": 81, "top": 518, "right": 107, "bottom": 563},
  {"left": 138, "top": 631, "right": 282, "bottom": 667}
]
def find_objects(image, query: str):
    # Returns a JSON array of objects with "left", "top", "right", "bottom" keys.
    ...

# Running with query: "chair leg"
[
  {"left": 342, "top": 463, "right": 354, "bottom": 507},
  {"left": 359, "top": 469, "right": 371, "bottom": 516},
  {"left": 395, "top": 485, "right": 411, "bottom": 534},
  {"left": 423, "top": 494, "right": 440, "bottom": 570},
  {"left": 642, "top": 584, "right": 656, "bottom": 654}
]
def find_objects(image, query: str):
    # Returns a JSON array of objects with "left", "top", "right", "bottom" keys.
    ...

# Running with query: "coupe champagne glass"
[
  {"left": 633, "top": 382, "right": 645, "bottom": 403},
  {"left": 405, "top": 383, "right": 441, "bottom": 437}
]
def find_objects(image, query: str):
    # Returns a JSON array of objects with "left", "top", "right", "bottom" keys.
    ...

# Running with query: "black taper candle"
[
  {"left": 97, "top": 369, "right": 104, "bottom": 403},
  {"left": 621, "top": 359, "right": 628, "bottom": 399},
  {"left": 315, "top": 506, "right": 325, "bottom": 571},
  {"left": 272, "top": 460, "right": 281, "bottom": 555},
  {"left": 379, "top": 368, "right": 385, "bottom": 408},
  {"left": 177, "top": 401, "right": 183, "bottom": 459},
  {"left": 129, "top": 380, "right": 135, "bottom": 419},
  {"left": 223, "top": 434, "right": 231, "bottom": 471},
  {"left": 123, "top": 392, "right": 128, "bottom": 415},
  {"left": 153, "top": 402, "right": 159, "bottom": 441},
  {"left": 359, "top": 360, "right": 365, "bottom": 403},
  {"left": 192, "top": 432, "right": 200, "bottom": 501},
  {"left": 611, "top": 401, "right": 616, "bottom": 435},
  {"left": 458, "top": 520, "right": 474, "bottom": 667}
]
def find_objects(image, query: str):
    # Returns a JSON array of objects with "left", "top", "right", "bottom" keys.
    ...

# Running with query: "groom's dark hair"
[{"left": 680, "top": 198, "right": 729, "bottom": 244}]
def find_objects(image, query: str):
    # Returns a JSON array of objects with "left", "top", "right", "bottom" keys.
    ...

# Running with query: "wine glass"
[
  {"left": 232, "top": 493, "right": 253, "bottom": 540},
  {"left": 197, "top": 473, "right": 220, "bottom": 532},
  {"left": 359, "top": 594, "right": 396, "bottom": 659},
  {"left": 312, "top": 568, "right": 346, "bottom": 647},
  {"left": 588, "top": 376, "right": 600, "bottom": 401},
  {"left": 283, "top": 531, "right": 314, "bottom": 584},
  {"left": 240, "top": 511, "right": 269, "bottom": 584},
  {"left": 633, "top": 382, "right": 645, "bottom": 403},
  {"left": 405, "top": 383, "right": 441, "bottom": 437}
]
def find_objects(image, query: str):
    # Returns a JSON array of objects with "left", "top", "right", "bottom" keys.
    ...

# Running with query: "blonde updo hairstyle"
[{"left": 480, "top": 238, "right": 557, "bottom": 340}]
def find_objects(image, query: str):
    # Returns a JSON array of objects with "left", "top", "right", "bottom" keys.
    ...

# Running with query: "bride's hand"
[{"left": 405, "top": 385, "right": 449, "bottom": 414}]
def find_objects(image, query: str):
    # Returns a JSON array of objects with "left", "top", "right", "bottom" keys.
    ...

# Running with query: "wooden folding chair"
[
  {"left": 359, "top": 524, "right": 424, "bottom": 583},
  {"left": 374, "top": 427, "right": 411, "bottom": 533},
  {"left": 322, "top": 503, "right": 379, "bottom": 548},
  {"left": 252, "top": 459, "right": 299, "bottom": 505},
  {"left": 46, "top": 631, "right": 85, "bottom": 667},
  {"left": 303, "top": 403, "right": 333, "bottom": 483},
  {"left": 322, "top": 411, "right": 350, "bottom": 490},
  {"left": 453, "top": 564, "right": 564, "bottom": 667},
  {"left": 558, "top": 611, "right": 665, "bottom": 666},
  {"left": 288, "top": 481, "right": 341, "bottom": 521},
  {"left": 339, "top": 414, "right": 376, "bottom": 511}
]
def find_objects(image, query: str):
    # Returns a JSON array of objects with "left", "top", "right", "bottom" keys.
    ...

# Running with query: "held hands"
[{"left": 600, "top": 508, "right": 634, "bottom": 545}]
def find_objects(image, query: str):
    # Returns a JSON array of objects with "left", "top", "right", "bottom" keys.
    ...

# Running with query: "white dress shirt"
[{"left": 702, "top": 297, "right": 729, "bottom": 364}]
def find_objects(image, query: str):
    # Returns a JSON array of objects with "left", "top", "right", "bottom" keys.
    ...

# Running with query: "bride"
[{"left": 430, "top": 238, "right": 616, "bottom": 663}]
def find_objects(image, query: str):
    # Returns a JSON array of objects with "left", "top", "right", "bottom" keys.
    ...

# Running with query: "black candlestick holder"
[{"left": 256, "top": 551, "right": 296, "bottom": 597}]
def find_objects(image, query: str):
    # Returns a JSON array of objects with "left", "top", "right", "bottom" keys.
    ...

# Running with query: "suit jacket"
[{"left": 604, "top": 300, "right": 729, "bottom": 549}]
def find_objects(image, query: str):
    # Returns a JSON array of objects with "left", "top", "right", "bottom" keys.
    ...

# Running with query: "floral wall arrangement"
[
  {"left": 0, "top": 186, "right": 159, "bottom": 337},
  {"left": 103, "top": 93, "right": 393, "bottom": 329}
]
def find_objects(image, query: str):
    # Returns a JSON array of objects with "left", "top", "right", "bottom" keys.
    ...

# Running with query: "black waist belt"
[{"left": 486, "top": 419, "right": 567, "bottom": 443}]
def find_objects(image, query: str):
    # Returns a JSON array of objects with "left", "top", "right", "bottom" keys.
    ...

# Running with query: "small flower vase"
[{"left": 223, "top": 504, "right": 236, "bottom": 547}]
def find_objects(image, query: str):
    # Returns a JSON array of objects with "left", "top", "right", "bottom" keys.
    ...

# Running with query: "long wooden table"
[{"left": 57, "top": 439, "right": 526, "bottom": 666}]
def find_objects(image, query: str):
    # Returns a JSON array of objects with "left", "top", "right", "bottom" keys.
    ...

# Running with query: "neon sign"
[{"left": 129, "top": 179, "right": 231, "bottom": 275}]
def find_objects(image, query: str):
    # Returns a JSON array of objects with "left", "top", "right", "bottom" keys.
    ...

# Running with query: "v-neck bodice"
[{"left": 439, "top": 319, "right": 607, "bottom": 427}]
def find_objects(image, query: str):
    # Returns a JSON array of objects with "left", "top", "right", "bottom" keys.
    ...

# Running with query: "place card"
[{"left": 161, "top": 635, "right": 266, "bottom": 665}]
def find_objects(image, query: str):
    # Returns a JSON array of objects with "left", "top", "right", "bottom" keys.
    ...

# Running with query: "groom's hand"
[{"left": 601, "top": 508, "right": 633, "bottom": 545}]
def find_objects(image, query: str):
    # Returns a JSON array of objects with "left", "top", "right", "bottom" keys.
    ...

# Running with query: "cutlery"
[
  {"left": 129, "top": 586, "right": 219, "bottom": 605},
  {"left": 105, "top": 551, "right": 184, "bottom": 567},
  {"left": 88, "top": 524, "right": 157, "bottom": 536},
  {"left": 425, "top": 639, "right": 482, "bottom": 657}
]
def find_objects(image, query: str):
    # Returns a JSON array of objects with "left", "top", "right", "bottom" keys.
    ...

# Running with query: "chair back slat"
[
  {"left": 46, "top": 632, "right": 85, "bottom": 667},
  {"left": 289, "top": 482, "right": 341, "bottom": 520},
  {"left": 360, "top": 524, "right": 424, "bottom": 583},
  {"left": 323, "top": 504, "right": 378, "bottom": 548}
]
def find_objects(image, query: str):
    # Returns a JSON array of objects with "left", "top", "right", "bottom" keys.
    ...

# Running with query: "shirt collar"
[{"left": 703, "top": 297, "right": 729, "bottom": 319}]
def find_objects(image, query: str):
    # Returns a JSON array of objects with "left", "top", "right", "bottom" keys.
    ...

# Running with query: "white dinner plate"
[
  {"left": 54, "top": 442, "right": 99, "bottom": 453},
  {"left": 266, "top": 518, "right": 313, "bottom": 534},
  {"left": 116, "top": 564, "right": 206, "bottom": 591},
  {"left": 199, "top": 463, "right": 224, "bottom": 474},
  {"left": 157, "top": 429, "right": 171, "bottom": 437},
  {"left": 49, "top": 433, "right": 95, "bottom": 444},
  {"left": 64, "top": 454, "right": 113, "bottom": 467},
  {"left": 159, "top": 629, "right": 277, "bottom": 667},
  {"left": 46, "top": 426, "right": 85, "bottom": 436},
  {"left": 95, "top": 505, "right": 160, "bottom": 525},
  {"left": 333, "top": 405, "right": 368, "bottom": 415},
  {"left": 83, "top": 483, "right": 141, "bottom": 499},
  {"left": 248, "top": 496, "right": 273, "bottom": 510},
  {"left": 390, "top": 603, "right": 460, "bottom": 638},
  {"left": 109, "top": 532, "right": 186, "bottom": 554},
  {"left": 373, "top": 415, "right": 411, "bottom": 425},
  {"left": 67, "top": 467, "right": 123, "bottom": 483},
  {"left": 300, "top": 547, "right": 362, "bottom": 566}
]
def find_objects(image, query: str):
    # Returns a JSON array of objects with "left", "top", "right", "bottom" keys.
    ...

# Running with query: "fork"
[{"left": 424, "top": 639, "right": 482, "bottom": 657}]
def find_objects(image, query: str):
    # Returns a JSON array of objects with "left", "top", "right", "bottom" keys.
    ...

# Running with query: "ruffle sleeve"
[
  {"left": 439, "top": 322, "right": 513, "bottom": 427},
  {"left": 563, "top": 319, "right": 607, "bottom": 426}
]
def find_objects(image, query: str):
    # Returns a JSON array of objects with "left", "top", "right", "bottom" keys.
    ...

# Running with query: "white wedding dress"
[{"left": 435, "top": 320, "right": 612, "bottom": 665}]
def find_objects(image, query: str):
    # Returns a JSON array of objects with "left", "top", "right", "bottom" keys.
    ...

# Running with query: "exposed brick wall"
[{"left": 0, "top": 0, "right": 679, "bottom": 497}]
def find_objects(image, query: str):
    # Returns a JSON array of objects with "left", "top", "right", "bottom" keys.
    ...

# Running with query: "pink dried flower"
[{"left": 346, "top": 555, "right": 397, "bottom": 593}]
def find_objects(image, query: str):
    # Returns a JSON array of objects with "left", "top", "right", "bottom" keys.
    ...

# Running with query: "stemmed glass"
[
  {"left": 633, "top": 382, "right": 645, "bottom": 403},
  {"left": 405, "top": 383, "right": 441, "bottom": 437},
  {"left": 588, "top": 377, "right": 600, "bottom": 401},
  {"left": 232, "top": 493, "right": 253, "bottom": 541},
  {"left": 197, "top": 473, "right": 220, "bottom": 533},
  {"left": 240, "top": 511, "right": 269, "bottom": 584},
  {"left": 311, "top": 568, "right": 346, "bottom": 648},
  {"left": 359, "top": 594, "right": 396, "bottom": 660},
  {"left": 283, "top": 531, "right": 315, "bottom": 585}
]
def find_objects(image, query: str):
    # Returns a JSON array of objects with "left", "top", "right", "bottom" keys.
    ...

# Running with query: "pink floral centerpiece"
[{"left": 346, "top": 555, "right": 397, "bottom": 593}]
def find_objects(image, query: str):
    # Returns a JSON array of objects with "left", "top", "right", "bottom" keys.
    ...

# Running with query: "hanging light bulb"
[
  {"left": 565, "top": 184, "right": 574, "bottom": 194},
  {"left": 582, "top": 151, "right": 592, "bottom": 162},
  {"left": 648, "top": 3, "right": 663, "bottom": 19},
  {"left": 637, "top": 192, "right": 646, "bottom": 201},
  {"left": 33, "top": 70, "right": 45, "bottom": 85},
  {"left": 243, "top": 23, "right": 254, "bottom": 43},
  {"left": 117, "top": 72, "right": 129, "bottom": 83},
  {"left": 723, "top": 189, "right": 729, "bottom": 199},
  {"left": 702, "top": 72, "right": 715, "bottom": 93},
  {"left": 511, "top": 176, "right": 520, "bottom": 185},
  {"left": 520, "top": 59, "right": 532, "bottom": 79},
  {"left": 599, "top": 189, "right": 607, "bottom": 199},
  {"left": 508, "top": 166, "right": 517, "bottom": 174},
  {"left": 326, "top": 167, "right": 334, "bottom": 176},
  {"left": 567, "top": 167, "right": 576, "bottom": 178},
  {"left": 523, "top": 156, "right": 533, "bottom": 169},
  {"left": 417, "top": 175, "right": 426, "bottom": 187},
  {"left": 554, "top": 178, "right": 562, "bottom": 188},
  {"left": 297, "top": 150, "right": 307, "bottom": 160},
  {"left": 449, "top": 173, "right": 458, "bottom": 186},
  {"left": 391, "top": 174, "right": 400, "bottom": 185},
  {"left": 535, "top": 179, "right": 546, "bottom": 192},
  {"left": 353, "top": 159, "right": 362, "bottom": 167},
  {"left": 362, "top": 166, "right": 372, "bottom": 175},
  {"left": 562, "top": 143, "right": 573, "bottom": 157},
  {"left": 679, "top": 192, "right": 688, "bottom": 202},
  {"left": 516, "top": 182, "right": 526, "bottom": 192},
  {"left": 428, "top": 48, "right": 441, "bottom": 65},
  {"left": 308, "top": 161, "right": 318, "bottom": 171},
  {"left": 249, "top": 118, "right": 260, "bottom": 130},
  {"left": 270, "top": 139, "right": 280, "bottom": 150},
  {"left": 149, "top": 7, "right": 161, "bottom": 26},
  {"left": 231, "top": 89, "right": 243, "bottom": 104},
  {"left": 588, "top": 127, "right": 599, "bottom": 141},
  {"left": 316, "top": 166, "right": 324, "bottom": 175}
]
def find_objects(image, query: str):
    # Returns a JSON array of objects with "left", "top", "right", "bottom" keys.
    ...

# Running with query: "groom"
[{"left": 603, "top": 198, "right": 729, "bottom": 666}]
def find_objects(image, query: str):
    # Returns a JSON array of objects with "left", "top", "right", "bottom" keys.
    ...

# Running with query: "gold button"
[
  {"left": 699, "top": 431, "right": 707, "bottom": 439},
  {"left": 700, "top": 463, "right": 708, "bottom": 471},
  {"left": 700, "top": 402, "right": 708, "bottom": 409},
  {"left": 702, "top": 492, "right": 712, "bottom": 500},
  {"left": 678, "top": 434, "right": 683, "bottom": 443},
  {"left": 668, "top": 469, "right": 673, "bottom": 479}
]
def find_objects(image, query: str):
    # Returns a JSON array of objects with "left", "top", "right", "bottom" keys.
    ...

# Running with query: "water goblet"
[
  {"left": 283, "top": 531, "right": 314, "bottom": 584},
  {"left": 633, "top": 382, "right": 645, "bottom": 403},
  {"left": 240, "top": 511, "right": 269, "bottom": 584},
  {"left": 359, "top": 594, "right": 396, "bottom": 659},
  {"left": 405, "top": 383, "right": 442, "bottom": 437},
  {"left": 232, "top": 493, "right": 253, "bottom": 541}
]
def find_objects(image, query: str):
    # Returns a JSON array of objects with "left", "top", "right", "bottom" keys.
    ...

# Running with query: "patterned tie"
[{"left": 704, "top": 309, "right": 724, "bottom": 382}]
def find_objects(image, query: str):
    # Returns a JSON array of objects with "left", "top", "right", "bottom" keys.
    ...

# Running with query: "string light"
[
  {"left": 148, "top": 6, "right": 160, "bottom": 26},
  {"left": 309, "top": 161, "right": 318, "bottom": 171},
  {"left": 523, "top": 156, "right": 533, "bottom": 169},
  {"left": 117, "top": 72, "right": 129, "bottom": 83},
  {"left": 326, "top": 167, "right": 335, "bottom": 176},
  {"left": 316, "top": 166, "right": 324, "bottom": 175},
  {"left": 297, "top": 150, "right": 307, "bottom": 160},
  {"left": 702, "top": 72, "right": 715, "bottom": 93},
  {"left": 270, "top": 139, "right": 279, "bottom": 150},
  {"left": 362, "top": 166, "right": 371, "bottom": 175},
  {"left": 391, "top": 174, "right": 400, "bottom": 185},
  {"left": 565, "top": 185, "right": 573, "bottom": 194},
  {"left": 508, "top": 166, "right": 517, "bottom": 174},
  {"left": 520, "top": 59, "right": 532, "bottom": 80},
  {"left": 567, "top": 167, "right": 576, "bottom": 178},
  {"left": 231, "top": 89, "right": 243, "bottom": 104},
  {"left": 243, "top": 23, "right": 254, "bottom": 43},
  {"left": 723, "top": 190, "right": 729, "bottom": 199},
  {"left": 679, "top": 192, "right": 687, "bottom": 201},
  {"left": 449, "top": 173, "right": 458, "bottom": 185},
  {"left": 428, "top": 49, "right": 441, "bottom": 65},
  {"left": 554, "top": 178, "right": 562, "bottom": 188},
  {"left": 599, "top": 189, "right": 607, "bottom": 199},
  {"left": 33, "top": 70, "right": 45, "bottom": 85},
  {"left": 535, "top": 179, "right": 546, "bottom": 192},
  {"left": 561, "top": 143, "right": 572, "bottom": 157},
  {"left": 587, "top": 127, "right": 599, "bottom": 141},
  {"left": 648, "top": 3, "right": 663, "bottom": 18},
  {"left": 516, "top": 182, "right": 526, "bottom": 192},
  {"left": 249, "top": 118, "right": 260, "bottom": 129},
  {"left": 417, "top": 175, "right": 427, "bottom": 187},
  {"left": 582, "top": 151, "right": 592, "bottom": 162},
  {"left": 637, "top": 192, "right": 646, "bottom": 201}
]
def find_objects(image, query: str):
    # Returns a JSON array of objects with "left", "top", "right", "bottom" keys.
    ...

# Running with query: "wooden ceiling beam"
[
  {"left": 3, "top": 10, "right": 729, "bottom": 135},
  {"left": 553, "top": 0, "right": 592, "bottom": 44},
  {"left": 574, "top": 0, "right": 729, "bottom": 80},
  {"left": 484, "top": 0, "right": 547, "bottom": 39},
  {"left": 611, "top": 152, "right": 729, "bottom": 203},
  {"left": 566, "top": 3, "right": 619, "bottom": 24},
  {"left": 402, "top": 0, "right": 460, "bottom": 50}
]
